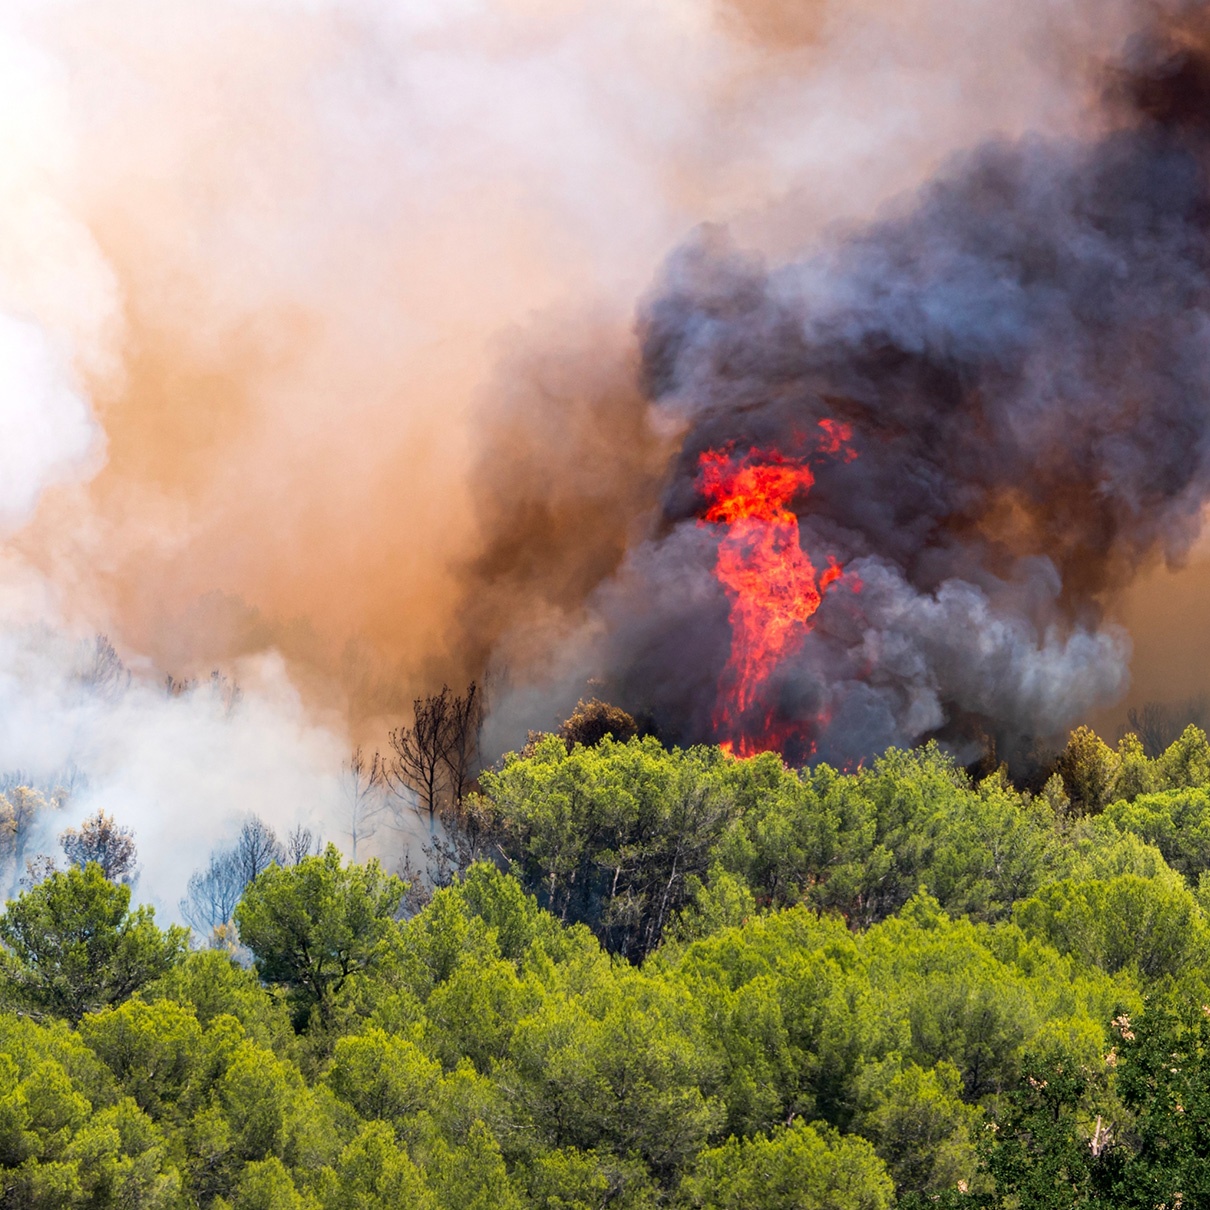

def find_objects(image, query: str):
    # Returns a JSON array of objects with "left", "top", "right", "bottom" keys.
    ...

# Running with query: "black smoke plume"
[{"left": 581, "top": 15, "right": 1210, "bottom": 768}]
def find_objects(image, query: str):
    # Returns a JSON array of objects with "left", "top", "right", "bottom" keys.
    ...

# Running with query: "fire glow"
[{"left": 697, "top": 421, "right": 857, "bottom": 759}]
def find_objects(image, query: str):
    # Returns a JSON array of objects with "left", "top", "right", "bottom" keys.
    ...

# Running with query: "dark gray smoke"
[{"left": 584, "top": 20, "right": 1210, "bottom": 768}]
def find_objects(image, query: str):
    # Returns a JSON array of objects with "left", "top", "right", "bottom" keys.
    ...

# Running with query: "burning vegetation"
[
  {"left": 696, "top": 423, "right": 858, "bottom": 759},
  {"left": 541, "top": 13, "right": 1210, "bottom": 774}
]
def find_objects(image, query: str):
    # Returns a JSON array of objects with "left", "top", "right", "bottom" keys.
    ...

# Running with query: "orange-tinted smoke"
[{"left": 0, "top": 0, "right": 1159, "bottom": 740}]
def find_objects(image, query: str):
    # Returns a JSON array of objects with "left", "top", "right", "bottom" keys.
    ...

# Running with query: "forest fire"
[
  {"left": 697, "top": 421, "right": 857, "bottom": 758},
  {"left": 616, "top": 11, "right": 1210, "bottom": 771}
]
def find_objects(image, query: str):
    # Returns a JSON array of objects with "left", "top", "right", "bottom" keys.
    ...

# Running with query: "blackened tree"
[
  {"left": 442, "top": 682, "right": 484, "bottom": 807},
  {"left": 388, "top": 686, "right": 453, "bottom": 819},
  {"left": 60, "top": 810, "right": 137, "bottom": 883}
]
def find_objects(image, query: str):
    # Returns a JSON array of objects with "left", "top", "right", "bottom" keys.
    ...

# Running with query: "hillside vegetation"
[{"left": 5, "top": 726, "right": 1210, "bottom": 1207}]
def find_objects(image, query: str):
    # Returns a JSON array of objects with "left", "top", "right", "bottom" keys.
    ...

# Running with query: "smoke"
[
  {"left": 14, "top": 0, "right": 1145, "bottom": 689},
  {"left": 508, "top": 5, "right": 1210, "bottom": 768},
  {"left": 0, "top": 0, "right": 1197, "bottom": 911},
  {"left": 0, "top": 631, "right": 343, "bottom": 905},
  {"left": 0, "top": 316, "right": 99, "bottom": 533},
  {"left": 459, "top": 0, "right": 1161, "bottom": 747}
]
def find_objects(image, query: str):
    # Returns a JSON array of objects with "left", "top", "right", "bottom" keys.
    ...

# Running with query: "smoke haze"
[{"left": 0, "top": 0, "right": 1201, "bottom": 909}]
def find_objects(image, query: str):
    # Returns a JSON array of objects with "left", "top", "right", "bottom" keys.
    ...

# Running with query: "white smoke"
[
  {"left": 0, "top": 315, "right": 100, "bottom": 532},
  {"left": 0, "top": 632, "right": 343, "bottom": 905},
  {"left": 0, "top": 7, "right": 357, "bottom": 919}
]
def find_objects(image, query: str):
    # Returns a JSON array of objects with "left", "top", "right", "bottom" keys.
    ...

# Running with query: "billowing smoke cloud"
[
  {"left": 0, "top": 315, "right": 99, "bottom": 532},
  {"left": 528, "top": 9, "right": 1210, "bottom": 768},
  {"left": 0, "top": 4, "right": 358, "bottom": 915},
  {"left": 0, "top": 630, "right": 343, "bottom": 902},
  {"left": 13, "top": 0, "right": 1145, "bottom": 696}
]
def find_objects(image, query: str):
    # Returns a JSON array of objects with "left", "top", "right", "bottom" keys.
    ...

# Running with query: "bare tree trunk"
[
  {"left": 442, "top": 682, "right": 484, "bottom": 806},
  {"left": 341, "top": 748, "right": 387, "bottom": 861},
  {"left": 388, "top": 687, "right": 453, "bottom": 819}
]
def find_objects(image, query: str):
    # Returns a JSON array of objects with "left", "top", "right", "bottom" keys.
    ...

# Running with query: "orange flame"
[{"left": 698, "top": 420, "right": 857, "bottom": 759}]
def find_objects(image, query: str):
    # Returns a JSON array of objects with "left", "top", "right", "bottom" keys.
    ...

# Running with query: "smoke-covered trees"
[
  {"left": 0, "top": 795, "right": 143, "bottom": 894},
  {"left": 180, "top": 849, "right": 245, "bottom": 936},
  {"left": 164, "top": 668, "right": 243, "bottom": 716},
  {"left": 388, "top": 682, "right": 484, "bottom": 819},
  {"left": 0, "top": 783, "right": 60, "bottom": 895},
  {"left": 230, "top": 815, "right": 286, "bottom": 885},
  {"left": 390, "top": 687, "right": 455, "bottom": 818},
  {"left": 1127, "top": 696, "right": 1210, "bottom": 758},
  {"left": 74, "top": 633, "right": 130, "bottom": 701},
  {"left": 339, "top": 746, "right": 387, "bottom": 861},
  {"left": 284, "top": 822, "right": 318, "bottom": 865},
  {"left": 0, "top": 864, "right": 186, "bottom": 1023},
  {"left": 442, "top": 681, "right": 485, "bottom": 808},
  {"left": 180, "top": 815, "right": 306, "bottom": 938},
  {"left": 60, "top": 809, "right": 137, "bottom": 882}
]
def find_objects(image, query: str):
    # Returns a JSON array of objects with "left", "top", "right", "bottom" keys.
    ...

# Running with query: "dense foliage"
[{"left": 6, "top": 725, "right": 1210, "bottom": 1206}]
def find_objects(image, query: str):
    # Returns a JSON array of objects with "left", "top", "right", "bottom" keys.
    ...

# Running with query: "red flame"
[{"left": 698, "top": 420, "right": 857, "bottom": 759}]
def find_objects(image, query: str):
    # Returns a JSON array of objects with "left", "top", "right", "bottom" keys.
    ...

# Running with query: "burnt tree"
[
  {"left": 339, "top": 747, "right": 387, "bottom": 861},
  {"left": 180, "top": 849, "right": 244, "bottom": 934},
  {"left": 388, "top": 686, "right": 453, "bottom": 819},
  {"left": 230, "top": 816, "right": 285, "bottom": 886},
  {"left": 284, "top": 823, "right": 319, "bottom": 865},
  {"left": 60, "top": 810, "right": 137, "bottom": 883},
  {"left": 442, "top": 682, "right": 484, "bottom": 807}
]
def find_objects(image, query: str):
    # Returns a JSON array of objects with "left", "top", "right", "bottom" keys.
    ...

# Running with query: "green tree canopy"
[
  {"left": 234, "top": 845, "right": 404, "bottom": 1028},
  {"left": 0, "top": 863, "right": 186, "bottom": 1024},
  {"left": 1013, "top": 873, "right": 1210, "bottom": 980},
  {"left": 480, "top": 735, "right": 741, "bottom": 957},
  {"left": 678, "top": 1119, "right": 894, "bottom": 1210}
]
